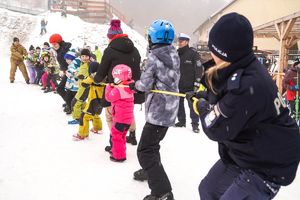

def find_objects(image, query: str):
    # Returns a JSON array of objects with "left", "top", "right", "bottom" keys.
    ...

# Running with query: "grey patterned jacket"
[{"left": 135, "top": 45, "right": 180, "bottom": 127}]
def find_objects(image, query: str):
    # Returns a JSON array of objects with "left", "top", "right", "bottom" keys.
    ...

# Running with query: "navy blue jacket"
[
  {"left": 177, "top": 45, "right": 203, "bottom": 92},
  {"left": 199, "top": 53, "right": 300, "bottom": 186}
]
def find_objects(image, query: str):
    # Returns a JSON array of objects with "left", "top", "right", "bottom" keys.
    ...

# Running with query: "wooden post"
[{"left": 275, "top": 19, "right": 296, "bottom": 94}]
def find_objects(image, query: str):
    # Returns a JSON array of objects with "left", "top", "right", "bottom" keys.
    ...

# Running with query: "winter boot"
[
  {"left": 175, "top": 121, "right": 186, "bottom": 127},
  {"left": 72, "top": 134, "right": 88, "bottom": 141},
  {"left": 41, "top": 87, "right": 46, "bottom": 90},
  {"left": 133, "top": 169, "right": 148, "bottom": 181},
  {"left": 63, "top": 105, "right": 71, "bottom": 114},
  {"left": 10, "top": 80, "right": 14, "bottom": 83},
  {"left": 44, "top": 87, "right": 52, "bottom": 93},
  {"left": 192, "top": 124, "right": 200, "bottom": 133},
  {"left": 68, "top": 119, "right": 79, "bottom": 125},
  {"left": 110, "top": 156, "right": 126, "bottom": 162},
  {"left": 105, "top": 146, "right": 112, "bottom": 154},
  {"left": 25, "top": 80, "right": 30, "bottom": 84},
  {"left": 126, "top": 131, "right": 137, "bottom": 145},
  {"left": 62, "top": 103, "right": 67, "bottom": 107},
  {"left": 90, "top": 128, "right": 102, "bottom": 134},
  {"left": 143, "top": 192, "right": 174, "bottom": 200}
]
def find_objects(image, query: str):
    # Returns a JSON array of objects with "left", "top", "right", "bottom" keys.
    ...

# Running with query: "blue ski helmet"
[{"left": 148, "top": 19, "right": 175, "bottom": 44}]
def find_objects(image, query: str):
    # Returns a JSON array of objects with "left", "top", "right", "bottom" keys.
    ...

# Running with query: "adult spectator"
[
  {"left": 93, "top": 19, "right": 144, "bottom": 148},
  {"left": 175, "top": 33, "right": 203, "bottom": 133},
  {"left": 10, "top": 37, "right": 30, "bottom": 84}
]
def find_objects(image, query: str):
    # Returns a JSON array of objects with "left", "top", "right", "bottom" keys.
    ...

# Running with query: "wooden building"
[{"left": 193, "top": 0, "right": 300, "bottom": 51}]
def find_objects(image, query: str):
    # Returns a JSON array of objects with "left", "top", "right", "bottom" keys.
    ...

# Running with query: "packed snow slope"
[{"left": 0, "top": 8, "right": 300, "bottom": 200}]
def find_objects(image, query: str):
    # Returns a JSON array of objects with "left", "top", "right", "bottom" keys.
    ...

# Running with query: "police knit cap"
[
  {"left": 107, "top": 19, "right": 123, "bottom": 39},
  {"left": 208, "top": 12, "right": 253, "bottom": 62}
]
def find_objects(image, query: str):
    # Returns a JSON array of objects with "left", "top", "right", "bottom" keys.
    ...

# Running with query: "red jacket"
[
  {"left": 105, "top": 84, "right": 134, "bottom": 124},
  {"left": 283, "top": 66, "right": 300, "bottom": 101}
]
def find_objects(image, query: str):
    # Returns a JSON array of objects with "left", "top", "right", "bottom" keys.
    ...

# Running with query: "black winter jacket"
[
  {"left": 94, "top": 35, "right": 144, "bottom": 106},
  {"left": 178, "top": 45, "right": 203, "bottom": 92},
  {"left": 56, "top": 41, "right": 71, "bottom": 71},
  {"left": 199, "top": 53, "right": 300, "bottom": 186}
]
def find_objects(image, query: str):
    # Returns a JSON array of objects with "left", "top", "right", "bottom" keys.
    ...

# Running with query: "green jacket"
[{"left": 45, "top": 57, "right": 59, "bottom": 74}]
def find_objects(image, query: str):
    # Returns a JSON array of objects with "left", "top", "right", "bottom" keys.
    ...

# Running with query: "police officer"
[
  {"left": 175, "top": 33, "right": 203, "bottom": 133},
  {"left": 189, "top": 13, "right": 300, "bottom": 200}
]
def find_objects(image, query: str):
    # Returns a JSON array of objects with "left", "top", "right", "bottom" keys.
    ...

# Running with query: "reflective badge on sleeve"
[{"left": 204, "top": 110, "right": 217, "bottom": 128}]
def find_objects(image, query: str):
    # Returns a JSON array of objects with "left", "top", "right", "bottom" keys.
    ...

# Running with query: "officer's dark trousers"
[
  {"left": 57, "top": 75, "right": 68, "bottom": 102},
  {"left": 199, "top": 159, "right": 280, "bottom": 200},
  {"left": 177, "top": 97, "right": 199, "bottom": 125},
  {"left": 137, "top": 122, "right": 171, "bottom": 196}
]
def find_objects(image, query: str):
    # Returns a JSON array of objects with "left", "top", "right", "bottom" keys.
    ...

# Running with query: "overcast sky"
[{"left": 110, "top": 0, "right": 229, "bottom": 44}]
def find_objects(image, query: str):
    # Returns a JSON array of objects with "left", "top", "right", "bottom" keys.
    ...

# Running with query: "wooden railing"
[{"left": 50, "top": 0, "right": 127, "bottom": 24}]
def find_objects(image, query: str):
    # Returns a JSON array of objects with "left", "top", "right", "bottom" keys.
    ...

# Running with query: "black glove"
[
  {"left": 185, "top": 91, "right": 195, "bottom": 102},
  {"left": 129, "top": 82, "right": 136, "bottom": 91},
  {"left": 196, "top": 98, "right": 210, "bottom": 115},
  {"left": 81, "top": 82, "right": 90, "bottom": 88},
  {"left": 195, "top": 91, "right": 208, "bottom": 100}
]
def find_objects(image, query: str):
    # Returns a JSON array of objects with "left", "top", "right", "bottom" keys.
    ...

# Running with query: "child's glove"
[
  {"left": 129, "top": 82, "right": 136, "bottom": 91},
  {"left": 81, "top": 76, "right": 94, "bottom": 88}
]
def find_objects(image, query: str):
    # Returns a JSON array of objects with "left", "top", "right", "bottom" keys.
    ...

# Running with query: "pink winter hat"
[{"left": 107, "top": 19, "right": 123, "bottom": 39}]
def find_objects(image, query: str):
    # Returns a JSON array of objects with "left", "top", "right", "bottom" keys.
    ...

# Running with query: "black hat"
[
  {"left": 88, "top": 62, "right": 99, "bottom": 75},
  {"left": 13, "top": 37, "right": 19, "bottom": 42},
  {"left": 29, "top": 45, "right": 34, "bottom": 51},
  {"left": 208, "top": 12, "right": 254, "bottom": 62},
  {"left": 43, "top": 42, "right": 50, "bottom": 47},
  {"left": 80, "top": 48, "right": 91, "bottom": 57}
]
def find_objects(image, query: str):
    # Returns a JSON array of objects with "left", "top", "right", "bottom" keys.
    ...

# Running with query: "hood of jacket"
[
  {"left": 151, "top": 45, "right": 177, "bottom": 69},
  {"left": 109, "top": 35, "right": 134, "bottom": 54}
]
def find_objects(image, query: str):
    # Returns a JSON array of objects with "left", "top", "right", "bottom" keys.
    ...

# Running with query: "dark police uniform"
[
  {"left": 177, "top": 45, "right": 203, "bottom": 128},
  {"left": 196, "top": 53, "right": 300, "bottom": 199}
]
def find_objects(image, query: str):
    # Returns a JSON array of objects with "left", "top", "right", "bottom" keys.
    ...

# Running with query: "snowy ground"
[{"left": 0, "top": 8, "right": 300, "bottom": 200}]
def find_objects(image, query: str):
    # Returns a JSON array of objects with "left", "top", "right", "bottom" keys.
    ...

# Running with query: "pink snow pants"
[
  {"left": 41, "top": 72, "right": 55, "bottom": 90},
  {"left": 111, "top": 122, "right": 130, "bottom": 160}
]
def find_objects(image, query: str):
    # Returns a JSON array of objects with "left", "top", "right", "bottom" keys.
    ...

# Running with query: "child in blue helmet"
[{"left": 130, "top": 19, "right": 180, "bottom": 200}]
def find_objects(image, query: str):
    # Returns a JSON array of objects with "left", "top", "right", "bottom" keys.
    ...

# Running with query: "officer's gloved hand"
[
  {"left": 195, "top": 91, "right": 208, "bottom": 100},
  {"left": 196, "top": 98, "right": 210, "bottom": 116},
  {"left": 185, "top": 91, "right": 195, "bottom": 102}
]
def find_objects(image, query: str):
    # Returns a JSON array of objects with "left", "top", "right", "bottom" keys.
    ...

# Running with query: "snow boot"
[
  {"left": 90, "top": 128, "right": 102, "bottom": 134},
  {"left": 143, "top": 192, "right": 174, "bottom": 200},
  {"left": 174, "top": 121, "right": 186, "bottom": 127},
  {"left": 63, "top": 105, "right": 71, "bottom": 114},
  {"left": 10, "top": 80, "right": 14, "bottom": 83},
  {"left": 72, "top": 134, "right": 88, "bottom": 141},
  {"left": 68, "top": 119, "right": 79, "bottom": 125},
  {"left": 44, "top": 87, "right": 52, "bottom": 93},
  {"left": 110, "top": 156, "right": 126, "bottom": 162},
  {"left": 192, "top": 124, "right": 200, "bottom": 133},
  {"left": 126, "top": 131, "right": 137, "bottom": 145},
  {"left": 105, "top": 146, "right": 112, "bottom": 154},
  {"left": 133, "top": 169, "right": 148, "bottom": 181},
  {"left": 26, "top": 80, "right": 30, "bottom": 84}
]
